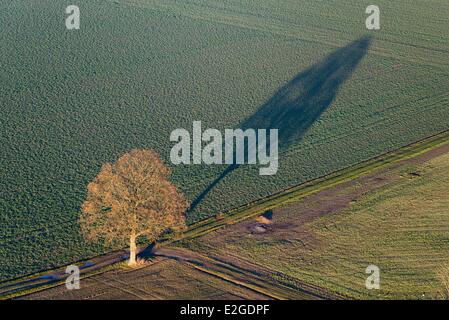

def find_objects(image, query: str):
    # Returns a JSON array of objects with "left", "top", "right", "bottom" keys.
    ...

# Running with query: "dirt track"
[{"left": 153, "top": 247, "right": 335, "bottom": 299}]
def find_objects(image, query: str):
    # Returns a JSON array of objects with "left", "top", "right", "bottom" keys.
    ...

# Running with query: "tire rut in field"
[{"left": 154, "top": 247, "right": 337, "bottom": 300}]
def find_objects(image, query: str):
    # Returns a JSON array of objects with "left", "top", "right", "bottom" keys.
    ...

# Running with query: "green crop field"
[{"left": 1, "top": 0, "right": 449, "bottom": 281}]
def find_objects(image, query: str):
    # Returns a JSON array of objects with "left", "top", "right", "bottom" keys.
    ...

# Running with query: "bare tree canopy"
[{"left": 80, "top": 149, "right": 189, "bottom": 266}]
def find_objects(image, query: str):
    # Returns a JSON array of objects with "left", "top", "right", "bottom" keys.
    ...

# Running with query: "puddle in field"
[
  {"left": 249, "top": 210, "right": 274, "bottom": 234},
  {"left": 81, "top": 261, "right": 96, "bottom": 269},
  {"left": 38, "top": 274, "right": 60, "bottom": 280}
]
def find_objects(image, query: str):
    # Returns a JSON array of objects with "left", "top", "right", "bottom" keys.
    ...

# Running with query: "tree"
[{"left": 80, "top": 149, "right": 189, "bottom": 266}]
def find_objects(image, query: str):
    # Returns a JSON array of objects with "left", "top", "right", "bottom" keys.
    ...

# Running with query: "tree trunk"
[{"left": 128, "top": 234, "right": 137, "bottom": 267}]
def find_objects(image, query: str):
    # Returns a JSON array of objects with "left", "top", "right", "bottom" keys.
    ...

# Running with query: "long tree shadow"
[{"left": 188, "top": 36, "right": 372, "bottom": 213}]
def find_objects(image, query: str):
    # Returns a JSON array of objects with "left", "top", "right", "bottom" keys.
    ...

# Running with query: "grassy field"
[
  {"left": 185, "top": 149, "right": 449, "bottom": 299},
  {"left": 1, "top": 0, "right": 449, "bottom": 281}
]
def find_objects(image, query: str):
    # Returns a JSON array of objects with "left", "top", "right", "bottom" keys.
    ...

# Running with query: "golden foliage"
[{"left": 79, "top": 149, "right": 189, "bottom": 246}]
